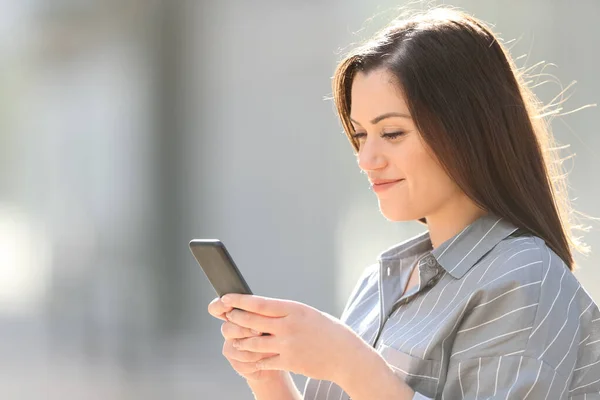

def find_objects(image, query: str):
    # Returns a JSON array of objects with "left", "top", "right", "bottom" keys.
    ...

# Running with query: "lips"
[
  {"left": 370, "top": 179, "right": 404, "bottom": 186},
  {"left": 369, "top": 178, "right": 405, "bottom": 193}
]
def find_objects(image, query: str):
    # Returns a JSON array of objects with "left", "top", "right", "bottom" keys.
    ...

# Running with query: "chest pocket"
[{"left": 379, "top": 344, "right": 442, "bottom": 398}]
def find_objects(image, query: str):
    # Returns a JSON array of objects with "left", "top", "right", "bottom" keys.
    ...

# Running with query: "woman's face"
[{"left": 350, "top": 68, "right": 463, "bottom": 222}]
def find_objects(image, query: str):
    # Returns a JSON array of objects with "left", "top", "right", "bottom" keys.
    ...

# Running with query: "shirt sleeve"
[
  {"left": 412, "top": 355, "right": 600, "bottom": 399},
  {"left": 412, "top": 241, "right": 600, "bottom": 399}
]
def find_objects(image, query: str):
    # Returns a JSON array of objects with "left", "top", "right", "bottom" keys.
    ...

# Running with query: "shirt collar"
[{"left": 378, "top": 214, "right": 519, "bottom": 279}]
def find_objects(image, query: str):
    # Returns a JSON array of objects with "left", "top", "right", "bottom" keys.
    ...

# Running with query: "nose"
[{"left": 357, "top": 137, "right": 387, "bottom": 172}]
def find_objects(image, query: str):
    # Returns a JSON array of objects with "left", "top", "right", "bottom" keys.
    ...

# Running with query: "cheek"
[
  {"left": 409, "top": 153, "right": 458, "bottom": 202},
  {"left": 379, "top": 147, "right": 458, "bottom": 221}
]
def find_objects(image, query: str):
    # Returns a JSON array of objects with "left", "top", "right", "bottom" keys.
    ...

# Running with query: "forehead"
[{"left": 350, "top": 69, "right": 410, "bottom": 121}]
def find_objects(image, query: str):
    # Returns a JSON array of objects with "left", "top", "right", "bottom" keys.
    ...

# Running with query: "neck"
[{"left": 425, "top": 194, "right": 487, "bottom": 249}]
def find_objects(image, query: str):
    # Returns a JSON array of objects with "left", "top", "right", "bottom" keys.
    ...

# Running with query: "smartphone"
[{"left": 189, "top": 239, "right": 253, "bottom": 297}]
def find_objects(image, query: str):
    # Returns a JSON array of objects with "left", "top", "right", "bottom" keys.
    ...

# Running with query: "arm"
[
  {"left": 337, "top": 343, "right": 415, "bottom": 400},
  {"left": 247, "top": 371, "right": 302, "bottom": 400}
]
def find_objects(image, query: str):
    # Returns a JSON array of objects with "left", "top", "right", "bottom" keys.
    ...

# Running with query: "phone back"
[{"left": 189, "top": 239, "right": 253, "bottom": 297}]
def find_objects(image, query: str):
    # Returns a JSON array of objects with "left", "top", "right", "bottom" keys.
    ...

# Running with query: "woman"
[{"left": 208, "top": 8, "right": 600, "bottom": 399}]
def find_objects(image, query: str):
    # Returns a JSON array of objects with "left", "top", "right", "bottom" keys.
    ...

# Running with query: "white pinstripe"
[
  {"left": 395, "top": 271, "right": 474, "bottom": 349},
  {"left": 347, "top": 290, "right": 379, "bottom": 328},
  {"left": 476, "top": 357, "right": 481, "bottom": 400},
  {"left": 477, "top": 254, "right": 502, "bottom": 285},
  {"left": 449, "top": 218, "right": 502, "bottom": 274},
  {"left": 419, "top": 261, "right": 541, "bottom": 358},
  {"left": 543, "top": 370, "right": 557, "bottom": 400},
  {"left": 361, "top": 314, "right": 382, "bottom": 343},
  {"left": 538, "top": 286, "right": 581, "bottom": 359},
  {"left": 579, "top": 334, "right": 591, "bottom": 346},
  {"left": 522, "top": 360, "right": 543, "bottom": 400},
  {"left": 476, "top": 241, "right": 534, "bottom": 284},
  {"left": 502, "top": 349, "right": 525, "bottom": 357},
  {"left": 340, "top": 269, "right": 377, "bottom": 322},
  {"left": 324, "top": 381, "right": 334, "bottom": 400},
  {"left": 477, "top": 246, "right": 538, "bottom": 284},
  {"left": 585, "top": 338, "right": 600, "bottom": 347},
  {"left": 435, "top": 297, "right": 474, "bottom": 394},
  {"left": 393, "top": 275, "right": 452, "bottom": 354},
  {"left": 312, "top": 379, "right": 323, "bottom": 400},
  {"left": 344, "top": 287, "right": 377, "bottom": 316},
  {"left": 557, "top": 299, "right": 595, "bottom": 369},
  {"left": 574, "top": 358, "right": 600, "bottom": 372},
  {"left": 570, "top": 376, "right": 600, "bottom": 392},
  {"left": 392, "top": 257, "right": 486, "bottom": 349},
  {"left": 452, "top": 327, "right": 533, "bottom": 357},
  {"left": 348, "top": 285, "right": 378, "bottom": 314},
  {"left": 505, "top": 356, "right": 523, "bottom": 399},
  {"left": 472, "top": 281, "right": 541, "bottom": 310},
  {"left": 379, "top": 236, "right": 432, "bottom": 264},
  {"left": 541, "top": 247, "right": 552, "bottom": 286},
  {"left": 418, "top": 245, "right": 538, "bottom": 351},
  {"left": 457, "top": 303, "right": 538, "bottom": 334},
  {"left": 383, "top": 273, "right": 444, "bottom": 341},
  {"left": 458, "top": 362, "right": 465, "bottom": 398},
  {"left": 561, "top": 378, "right": 569, "bottom": 398},
  {"left": 494, "top": 356, "right": 502, "bottom": 396},
  {"left": 529, "top": 267, "right": 567, "bottom": 339},
  {"left": 437, "top": 224, "right": 469, "bottom": 260}
]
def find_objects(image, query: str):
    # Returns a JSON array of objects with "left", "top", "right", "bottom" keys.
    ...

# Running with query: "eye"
[
  {"left": 382, "top": 131, "right": 405, "bottom": 139},
  {"left": 351, "top": 132, "right": 366, "bottom": 140}
]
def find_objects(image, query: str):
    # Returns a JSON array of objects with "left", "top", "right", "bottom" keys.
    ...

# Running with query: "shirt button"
[{"left": 426, "top": 257, "right": 436, "bottom": 267}]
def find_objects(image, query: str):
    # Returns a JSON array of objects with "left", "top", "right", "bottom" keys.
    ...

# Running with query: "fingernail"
[
  {"left": 251, "top": 329, "right": 261, "bottom": 335},
  {"left": 232, "top": 340, "right": 240, "bottom": 348},
  {"left": 221, "top": 295, "right": 231, "bottom": 304},
  {"left": 225, "top": 311, "right": 233, "bottom": 320}
]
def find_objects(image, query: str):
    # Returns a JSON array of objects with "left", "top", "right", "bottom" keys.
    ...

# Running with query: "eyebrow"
[{"left": 350, "top": 112, "right": 412, "bottom": 126}]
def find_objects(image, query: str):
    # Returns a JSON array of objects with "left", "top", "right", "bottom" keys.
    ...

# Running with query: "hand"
[
  {"left": 220, "top": 294, "right": 368, "bottom": 383},
  {"left": 207, "top": 297, "right": 283, "bottom": 383}
]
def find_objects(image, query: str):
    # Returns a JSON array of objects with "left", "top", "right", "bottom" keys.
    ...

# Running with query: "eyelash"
[{"left": 351, "top": 131, "right": 405, "bottom": 140}]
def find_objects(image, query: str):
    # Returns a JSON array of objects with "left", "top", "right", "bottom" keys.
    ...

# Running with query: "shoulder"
[
  {"left": 461, "top": 234, "right": 600, "bottom": 379},
  {"left": 471, "top": 233, "right": 590, "bottom": 327},
  {"left": 473, "top": 234, "right": 578, "bottom": 295}
]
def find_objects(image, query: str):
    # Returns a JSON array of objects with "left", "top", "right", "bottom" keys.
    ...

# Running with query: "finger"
[
  {"left": 256, "top": 354, "right": 284, "bottom": 371},
  {"left": 229, "top": 359, "right": 260, "bottom": 375},
  {"left": 222, "top": 341, "right": 276, "bottom": 363},
  {"left": 208, "top": 297, "right": 233, "bottom": 320},
  {"left": 234, "top": 334, "right": 278, "bottom": 354},
  {"left": 225, "top": 309, "right": 280, "bottom": 334},
  {"left": 221, "top": 321, "right": 262, "bottom": 340},
  {"left": 221, "top": 294, "right": 292, "bottom": 317}
]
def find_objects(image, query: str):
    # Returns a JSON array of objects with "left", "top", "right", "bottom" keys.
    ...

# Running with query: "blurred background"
[{"left": 1, "top": 0, "right": 598, "bottom": 399}]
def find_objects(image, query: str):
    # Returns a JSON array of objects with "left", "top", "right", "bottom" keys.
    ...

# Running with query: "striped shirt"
[{"left": 303, "top": 214, "right": 600, "bottom": 399}]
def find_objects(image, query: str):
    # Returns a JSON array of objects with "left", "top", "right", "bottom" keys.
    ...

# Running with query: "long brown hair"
[{"left": 332, "top": 7, "right": 589, "bottom": 270}]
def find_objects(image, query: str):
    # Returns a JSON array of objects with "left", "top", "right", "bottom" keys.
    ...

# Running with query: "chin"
[{"left": 378, "top": 203, "right": 421, "bottom": 222}]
